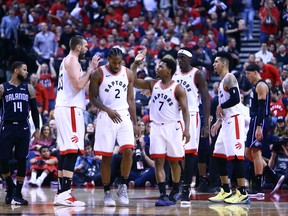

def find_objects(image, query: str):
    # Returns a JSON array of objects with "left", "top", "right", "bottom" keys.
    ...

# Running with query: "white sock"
[
  {"left": 38, "top": 172, "right": 48, "bottom": 182},
  {"left": 31, "top": 172, "right": 37, "bottom": 181}
]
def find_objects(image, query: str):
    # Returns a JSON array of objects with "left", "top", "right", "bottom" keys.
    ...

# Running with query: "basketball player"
[
  {"left": 132, "top": 57, "right": 190, "bottom": 206},
  {"left": 0, "top": 61, "right": 40, "bottom": 205},
  {"left": 173, "top": 47, "right": 210, "bottom": 203},
  {"left": 245, "top": 63, "right": 284, "bottom": 196},
  {"left": 89, "top": 47, "right": 140, "bottom": 206},
  {"left": 54, "top": 35, "right": 100, "bottom": 206},
  {"left": 209, "top": 52, "right": 250, "bottom": 204}
]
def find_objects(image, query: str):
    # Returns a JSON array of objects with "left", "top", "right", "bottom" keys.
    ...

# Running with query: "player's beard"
[
  {"left": 79, "top": 50, "right": 86, "bottom": 60},
  {"left": 17, "top": 74, "right": 27, "bottom": 82}
]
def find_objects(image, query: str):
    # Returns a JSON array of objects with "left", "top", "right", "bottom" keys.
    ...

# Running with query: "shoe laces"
[
  {"left": 118, "top": 185, "right": 128, "bottom": 198},
  {"left": 105, "top": 191, "right": 113, "bottom": 200}
]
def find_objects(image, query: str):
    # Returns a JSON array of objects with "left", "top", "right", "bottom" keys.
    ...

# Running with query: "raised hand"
[
  {"left": 134, "top": 48, "right": 147, "bottom": 64},
  {"left": 88, "top": 55, "right": 102, "bottom": 72}
]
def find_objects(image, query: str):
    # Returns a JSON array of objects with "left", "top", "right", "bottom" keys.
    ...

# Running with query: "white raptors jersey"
[
  {"left": 150, "top": 80, "right": 181, "bottom": 123},
  {"left": 218, "top": 73, "right": 242, "bottom": 120},
  {"left": 98, "top": 65, "right": 129, "bottom": 111},
  {"left": 55, "top": 58, "right": 86, "bottom": 110},
  {"left": 173, "top": 66, "right": 200, "bottom": 112}
]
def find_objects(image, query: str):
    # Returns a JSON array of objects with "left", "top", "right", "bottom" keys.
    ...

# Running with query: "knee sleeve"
[
  {"left": 17, "top": 158, "right": 27, "bottom": 177},
  {"left": 215, "top": 157, "right": 228, "bottom": 176},
  {"left": 62, "top": 153, "right": 78, "bottom": 172},
  {"left": 232, "top": 157, "right": 245, "bottom": 179}
]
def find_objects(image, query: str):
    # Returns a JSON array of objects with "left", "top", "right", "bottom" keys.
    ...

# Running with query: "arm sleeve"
[
  {"left": 29, "top": 98, "right": 40, "bottom": 130},
  {"left": 257, "top": 99, "right": 266, "bottom": 126},
  {"left": 220, "top": 87, "right": 240, "bottom": 109}
]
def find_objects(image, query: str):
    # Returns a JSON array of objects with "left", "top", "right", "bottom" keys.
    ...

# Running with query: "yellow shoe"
[
  {"left": 224, "top": 189, "right": 251, "bottom": 204},
  {"left": 209, "top": 188, "right": 232, "bottom": 203}
]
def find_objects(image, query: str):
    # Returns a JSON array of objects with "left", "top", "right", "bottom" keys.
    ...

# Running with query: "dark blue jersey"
[
  {"left": 1, "top": 82, "right": 30, "bottom": 122},
  {"left": 249, "top": 80, "right": 270, "bottom": 118}
]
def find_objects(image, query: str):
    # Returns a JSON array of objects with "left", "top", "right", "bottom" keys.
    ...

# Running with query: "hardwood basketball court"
[{"left": 0, "top": 183, "right": 288, "bottom": 215}]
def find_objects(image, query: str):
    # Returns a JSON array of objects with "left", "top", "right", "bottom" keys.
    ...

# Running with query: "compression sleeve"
[
  {"left": 257, "top": 99, "right": 266, "bottom": 126},
  {"left": 29, "top": 98, "right": 40, "bottom": 129},
  {"left": 220, "top": 87, "right": 240, "bottom": 109}
]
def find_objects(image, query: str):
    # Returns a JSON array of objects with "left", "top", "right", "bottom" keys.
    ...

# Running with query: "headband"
[{"left": 177, "top": 49, "right": 192, "bottom": 57}]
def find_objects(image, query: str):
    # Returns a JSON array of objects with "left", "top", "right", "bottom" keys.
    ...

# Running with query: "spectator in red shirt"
[
  {"left": 259, "top": 0, "right": 280, "bottom": 42},
  {"left": 29, "top": 73, "right": 49, "bottom": 119},
  {"left": 255, "top": 57, "right": 282, "bottom": 88},
  {"left": 36, "top": 58, "right": 57, "bottom": 112},
  {"left": 48, "top": 0, "right": 67, "bottom": 26},
  {"left": 106, "top": 0, "right": 125, "bottom": 17},
  {"left": 124, "top": 0, "right": 142, "bottom": 19},
  {"left": 187, "top": 8, "right": 202, "bottom": 35},
  {"left": 270, "top": 88, "right": 287, "bottom": 126},
  {"left": 104, "top": 5, "right": 122, "bottom": 34}
]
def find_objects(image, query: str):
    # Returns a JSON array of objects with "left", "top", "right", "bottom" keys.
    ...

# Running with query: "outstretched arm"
[
  {"left": 66, "top": 55, "right": 100, "bottom": 91},
  {"left": 130, "top": 48, "right": 155, "bottom": 90}
]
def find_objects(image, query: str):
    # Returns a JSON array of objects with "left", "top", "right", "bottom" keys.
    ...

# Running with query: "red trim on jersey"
[
  {"left": 105, "top": 64, "right": 122, "bottom": 76},
  {"left": 232, "top": 114, "right": 240, "bottom": 139},
  {"left": 94, "top": 151, "right": 113, "bottom": 157},
  {"left": 60, "top": 149, "right": 83, "bottom": 155},
  {"left": 70, "top": 107, "right": 76, "bottom": 133},
  {"left": 150, "top": 153, "right": 166, "bottom": 158},
  {"left": 213, "top": 153, "right": 227, "bottom": 159},
  {"left": 185, "top": 149, "right": 198, "bottom": 155},
  {"left": 227, "top": 155, "right": 244, "bottom": 160},
  {"left": 120, "top": 144, "right": 134, "bottom": 153},
  {"left": 166, "top": 155, "right": 184, "bottom": 161},
  {"left": 99, "top": 67, "right": 104, "bottom": 85}
]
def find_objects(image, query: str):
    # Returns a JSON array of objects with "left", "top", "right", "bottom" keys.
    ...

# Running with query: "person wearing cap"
[
  {"left": 245, "top": 63, "right": 284, "bottom": 196},
  {"left": 173, "top": 47, "right": 210, "bottom": 203}
]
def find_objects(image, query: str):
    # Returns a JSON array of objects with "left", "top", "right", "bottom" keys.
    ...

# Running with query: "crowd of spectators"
[{"left": 2, "top": 0, "right": 288, "bottom": 190}]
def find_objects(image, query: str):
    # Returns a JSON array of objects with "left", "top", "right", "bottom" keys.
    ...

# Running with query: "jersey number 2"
[{"left": 115, "top": 89, "right": 120, "bottom": 98}]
